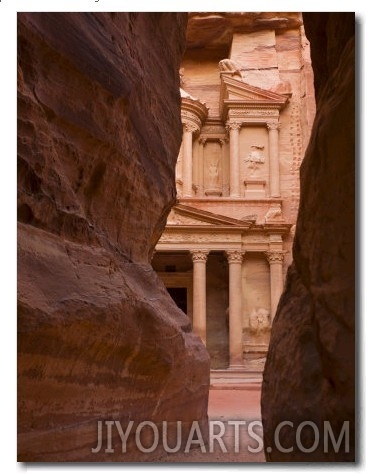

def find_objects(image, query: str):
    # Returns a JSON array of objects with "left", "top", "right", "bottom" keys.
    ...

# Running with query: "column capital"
[
  {"left": 226, "top": 120, "right": 242, "bottom": 132},
  {"left": 226, "top": 249, "right": 245, "bottom": 263},
  {"left": 219, "top": 137, "right": 228, "bottom": 146},
  {"left": 184, "top": 122, "right": 199, "bottom": 134},
  {"left": 266, "top": 121, "right": 280, "bottom": 132},
  {"left": 199, "top": 136, "right": 207, "bottom": 146},
  {"left": 190, "top": 249, "right": 209, "bottom": 262},
  {"left": 265, "top": 251, "right": 285, "bottom": 264}
]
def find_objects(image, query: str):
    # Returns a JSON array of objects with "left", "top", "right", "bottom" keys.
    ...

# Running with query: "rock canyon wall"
[
  {"left": 17, "top": 12, "right": 210, "bottom": 461},
  {"left": 261, "top": 12, "right": 355, "bottom": 461}
]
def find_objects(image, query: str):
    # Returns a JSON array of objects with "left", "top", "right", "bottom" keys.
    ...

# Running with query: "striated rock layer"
[
  {"left": 261, "top": 13, "right": 355, "bottom": 461},
  {"left": 17, "top": 12, "right": 210, "bottom": 461}
]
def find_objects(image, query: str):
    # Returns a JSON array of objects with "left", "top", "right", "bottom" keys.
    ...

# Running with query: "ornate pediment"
[
  {"left": 219, "top": 75, "right": 288, "bottom": 120},
  {"left": 166, "top": 204, "right": 253, "bottom": 230}
]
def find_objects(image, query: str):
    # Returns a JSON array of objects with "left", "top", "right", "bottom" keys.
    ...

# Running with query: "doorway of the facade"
[{"left": 167, "top": 287, "right": 188, "bottom": 314}]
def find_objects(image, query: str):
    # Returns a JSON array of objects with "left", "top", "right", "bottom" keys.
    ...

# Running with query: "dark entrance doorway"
[{"left": 167, "top": 287, "right": 187, "bottom": 314}]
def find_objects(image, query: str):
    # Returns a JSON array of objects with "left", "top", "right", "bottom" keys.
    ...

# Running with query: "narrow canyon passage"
[{"left": 17, "top": 12, "right": 355, "bottom": 463}]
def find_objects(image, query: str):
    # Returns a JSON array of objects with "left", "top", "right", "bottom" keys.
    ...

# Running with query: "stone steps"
[{"left": 210, "top": 369, "right": 263, "bottom": 390}]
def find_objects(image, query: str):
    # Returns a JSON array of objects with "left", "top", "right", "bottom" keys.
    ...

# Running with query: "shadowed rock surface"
[
  {"left": 261, "top": 13, "right": 355, "bottom": 461},
  {"left": 17, "top": 12, "right": 210, "bottom": 461}
]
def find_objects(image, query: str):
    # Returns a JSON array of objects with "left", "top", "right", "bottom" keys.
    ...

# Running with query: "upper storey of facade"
[{"left": 175, "top": 12, "right": 315, "bottom": 227}]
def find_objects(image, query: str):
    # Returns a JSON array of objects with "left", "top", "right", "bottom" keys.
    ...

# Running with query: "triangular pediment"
[
  {"left": 219, "top": 75, "right": 288, "bottom": 119},
  {"left": 166, "top": 204, "right": 252, "bottom": 229},
  {"left": 221, "top": 75, "right": 289, "bottom": 104}
]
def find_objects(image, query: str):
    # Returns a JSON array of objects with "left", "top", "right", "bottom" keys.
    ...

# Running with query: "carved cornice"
[
  {"left": 226, "top": 249, "right": 245, "bottom": 263},
  {"left": 190, "top": 249, "right": 209, "bottom": 262},
  {"left": 265, "top": 251, "right": 285, "bottom": 264}
]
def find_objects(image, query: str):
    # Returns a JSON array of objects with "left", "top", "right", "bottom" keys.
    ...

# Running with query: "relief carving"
[
  {"left": 264, "top": 203, "right": 284, "bottom": 223},
  {"left": 248, "top": 307, "right": 271, "bottom": 335},
  {"left": 244, "top": 145, "right": 265, "bottom": 174},
  {"left": 158, "top": 231, "right": 240, "bottom": 244},
  {"left": 219, "top": 59, "right": 243, "bottom": 80},
  {"left": 207, "top": 159, "right": 220, "bottom": 187},
  {"left": 229, "top": 109, "right": 279, "bottom": 117},
  {"left": 167, "top": 211, "right": 211, "bottom": 226}
]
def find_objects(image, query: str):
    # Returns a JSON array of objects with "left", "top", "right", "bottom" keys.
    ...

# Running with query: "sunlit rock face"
[
  {"left": 17, "top": 12, "right": 210, "bottom": 461},
  {"left": 261, "top": 12, "right": 355, "bottom": 462}
]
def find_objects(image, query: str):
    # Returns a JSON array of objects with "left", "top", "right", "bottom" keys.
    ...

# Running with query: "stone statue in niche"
[
  {"left": 219, "top": 59, "right": 243, "bottom": 80},
  {"left": 264, "top": 203, "right": 284, "bottom": 223},
  {"left": 244, "top": 145, "right": 265, "bottom": 174},
  {"left": 208, "top": 159, "right": 220, "bottom": 187},
  {"left": 249, "top": 307, "right": 271, "bottom": 336}
]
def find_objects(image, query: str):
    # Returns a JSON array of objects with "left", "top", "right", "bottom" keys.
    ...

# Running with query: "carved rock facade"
[{"left": 153, "top": 13, "right": 315, "bottom": 373}]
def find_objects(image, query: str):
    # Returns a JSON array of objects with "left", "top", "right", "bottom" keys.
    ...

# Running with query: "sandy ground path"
[{"left": 157, "top": 388, "right": 265, "bottom": 463}]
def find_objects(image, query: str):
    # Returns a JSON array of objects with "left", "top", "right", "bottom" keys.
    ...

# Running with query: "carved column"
[
  {"left": 191, "top": 250, "right": 209, "bottom": 345},
  {"left": 226, "top": 249, "right": 245, "bottom": 368},
  {"left": 182, "top": 123, "right": 198, "bottom": 197},
  {"left": 267, "top": 121, "right": 281, "bottom": 198},
  {"left": 266, "top": 251, "right": 285, "bottom": 320},
  {"left": 198, "top": 137, "right": 207, "bottom": 197},
  {"left": 219, "top": 138, "right": 227, "bottom": 196},
  {"left": 226, "top": 121, "right": 242, "bottom": 198}
]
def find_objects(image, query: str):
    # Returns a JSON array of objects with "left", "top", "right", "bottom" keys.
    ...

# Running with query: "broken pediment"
[{"left": 166, "top": 204, "right": 252, "bottom": 230}]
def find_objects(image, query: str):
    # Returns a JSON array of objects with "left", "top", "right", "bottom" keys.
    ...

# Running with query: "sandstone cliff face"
[
  {"left": 261, "top": 13, "right": 355, "bottom": 461},
  {"left": 18, "top": 12, "right": 210, "bottom": 461}
]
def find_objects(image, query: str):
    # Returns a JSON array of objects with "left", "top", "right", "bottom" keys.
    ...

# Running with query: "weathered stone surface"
[
  {"left": 17, "top": 12, "right": 210, "bottom": 461},
  {"left": 261, "top": 13, "right": 355, "bottom": 461},
  {"left": 186, "top": 13, "right": 302, "bottom": 50}
]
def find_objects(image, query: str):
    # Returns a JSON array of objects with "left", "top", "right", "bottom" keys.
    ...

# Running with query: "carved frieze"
[
  {"left": 159, "top": 232, "right": 241, "bottom": 244},
  {"left": 202, "top": 125, "right": 226, "bottom": 134},
  {"left": 229, "top": 109, "right": 279, "bottom": 117}
]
